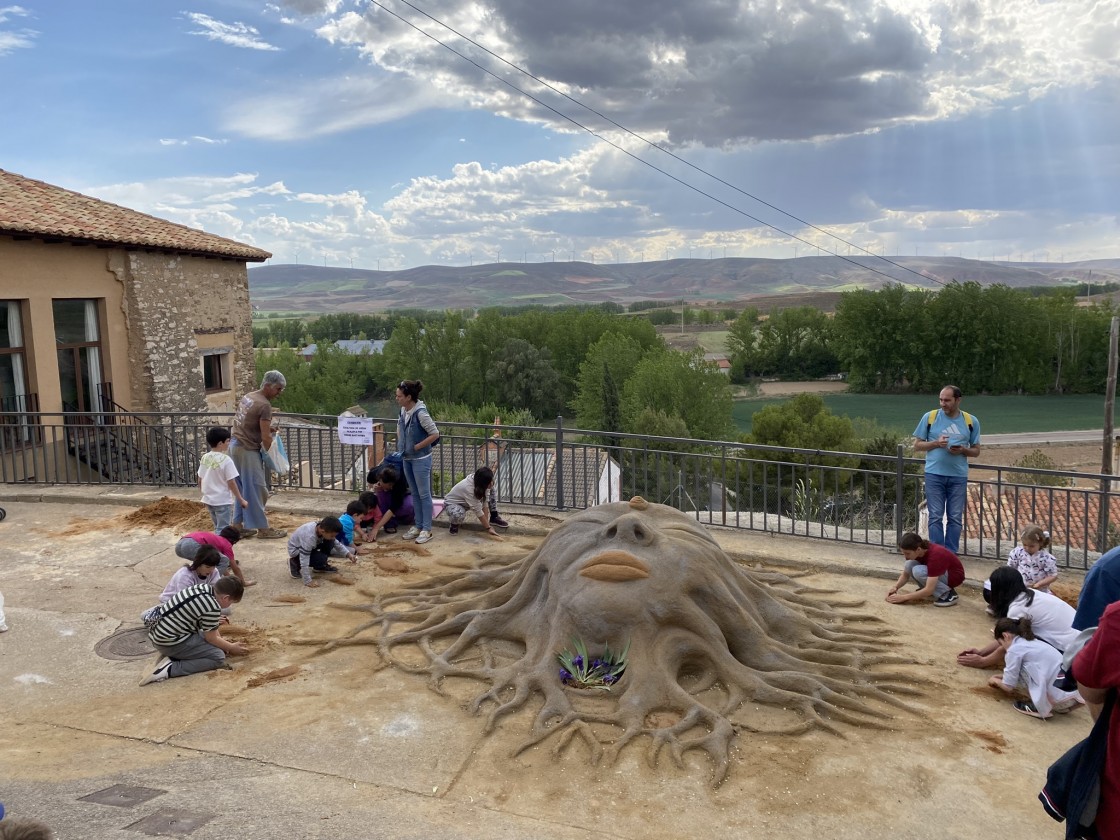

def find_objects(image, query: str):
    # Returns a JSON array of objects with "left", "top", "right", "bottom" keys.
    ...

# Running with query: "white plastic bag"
[{"left": 264, "top": 435, "right": 290, "bottom": 474}]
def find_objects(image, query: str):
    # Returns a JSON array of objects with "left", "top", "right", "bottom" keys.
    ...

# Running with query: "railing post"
[
  {"left": 895, "top": 444, "right": 905, "bottom": 547},
  {"left": 994, "top": 466, "right": 1003, "bottom": 560},
  {"left": 553, "top": 415, "right": 566, "bottom": 511}
]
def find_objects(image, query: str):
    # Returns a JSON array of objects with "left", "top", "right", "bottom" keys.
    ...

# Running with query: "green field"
[
  {"left": 698, "top": 330, "right": 730, "bottom": 354},
  {"left": 732, "top": 393, "right": 1116, "bottom": 435}
]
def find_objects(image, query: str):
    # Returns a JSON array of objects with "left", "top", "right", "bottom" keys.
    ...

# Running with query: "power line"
[{"left": 365, "top": 0, "right": 947, "bottom": 289}]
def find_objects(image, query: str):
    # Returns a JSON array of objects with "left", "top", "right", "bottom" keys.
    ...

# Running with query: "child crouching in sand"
[
  {"left": 286, "top": 517, "right": 357, "bottom": 588},
  {"left": 886, "top": 532, "right": 965, "bottom": 607},
  {"left": 987, "top": 616, "right": 1084, "bottom": 719}
]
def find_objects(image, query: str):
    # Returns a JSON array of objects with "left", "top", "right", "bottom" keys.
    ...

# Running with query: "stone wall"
[{"left": 109, "top": 252, "right": 255, "bottom": 413}]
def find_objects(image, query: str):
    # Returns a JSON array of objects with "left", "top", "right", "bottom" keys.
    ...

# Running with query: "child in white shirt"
[
  {"left": 198, "top": 427, "right": 248, "bottom": 532},
  {"left": 987, "top": 616, "right": 1083, "bottom": 719}
]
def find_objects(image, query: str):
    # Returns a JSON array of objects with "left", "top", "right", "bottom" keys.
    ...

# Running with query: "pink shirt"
[{"left": 183, "top": 532, "right": 235, "bottom": 564}]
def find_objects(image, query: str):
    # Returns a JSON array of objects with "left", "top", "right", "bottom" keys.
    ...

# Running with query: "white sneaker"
[
  {"left": 415, "top": 530, "right": 433, "bottom": 545},
  {"left": 139, "top": 656, "right": 173, "bottom": 686},
  {"left": 403, "top": 526, "right": 421, "bottom": 541},
  {"left": 0, "top": 623, "right": 8, "bottom": 632},
  {"left": 1052, "top": 696, "right": 1087, "bottom": 714}
]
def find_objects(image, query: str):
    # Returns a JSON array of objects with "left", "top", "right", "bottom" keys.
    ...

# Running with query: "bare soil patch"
[{"left": 756, "top": 380, "right": 850, "bottom": 396}]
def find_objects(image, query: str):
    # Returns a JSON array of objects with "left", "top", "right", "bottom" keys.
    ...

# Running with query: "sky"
[{"left": 1, "top": 0, "right": 1118, "bottom": 273}]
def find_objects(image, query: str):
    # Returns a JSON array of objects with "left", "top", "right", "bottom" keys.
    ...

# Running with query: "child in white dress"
[
  {"left": 987, "top": 616, "right": 1083, "bottom": 719},
  {"left": 1006, "top": 524, "right": 1059, "bottom": 592}
]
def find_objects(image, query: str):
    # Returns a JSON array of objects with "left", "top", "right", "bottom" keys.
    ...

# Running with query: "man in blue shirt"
[{"left": 912, "top": 385, "right": 980, "bottom": 554}]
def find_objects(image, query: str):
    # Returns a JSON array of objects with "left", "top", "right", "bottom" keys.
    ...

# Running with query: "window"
[
  {"left": 202, "top": 351, "right": 229, "bottom": 392},
  {"left": 53, "top": 299, "right": 105, "bottom": 412},
  {"left": 0, "top": 300, "right": 30, "bottom": 412}
]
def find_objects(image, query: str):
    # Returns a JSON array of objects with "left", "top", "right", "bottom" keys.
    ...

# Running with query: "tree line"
[
  {"left": 251, "top": 301, "right": 737, "bottom": 349},
  {"left": 727, "top": 282, "right": 1117, "bottom": 394},
  {"left": 256, "top": 306, "right": 736, "bottom": 443},
  {"left": 254, "top": 282, "right": 1117, "bottom": 457}
]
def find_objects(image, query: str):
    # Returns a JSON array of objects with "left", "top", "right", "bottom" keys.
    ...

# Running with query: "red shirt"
[
  {"left": 923, "top": 543, "right": 965, "bottom": 588},
  {"left": 1072, "top": 601, "right": 1120, "bottom": 838}
]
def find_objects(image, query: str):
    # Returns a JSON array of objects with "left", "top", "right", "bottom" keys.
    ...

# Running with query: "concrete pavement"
[{"left": 0, "top": 484, "right": 1086, "bottom": 840}]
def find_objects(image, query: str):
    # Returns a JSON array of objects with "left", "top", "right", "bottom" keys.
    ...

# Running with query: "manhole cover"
[
  {"left": 95, "top": 627, "right": 155, "bottom": 661},
  {"left": 126, "top": 808, "right": 214, "bottom": 836},
  {"left": 79, "top": 784, "right": 166, "bottom": 808}
]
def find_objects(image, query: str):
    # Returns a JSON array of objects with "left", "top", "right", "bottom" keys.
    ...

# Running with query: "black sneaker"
[
  {"left": 449, "top": 523, "right": 459, "bottom": 535},
  {"left": 1014, "top": 700, "right": 1049, "bottom": 719},
  {"left": 934, "top": 589, "right": 959, "bottom": 607},
  {"left": 383, "top": 525, "right": 398, "bottom": 534},
  {"left": 288, "top": 556, "right": 301, "bottom": 579},
  {"left": 489, "top": 512, "right": 509, "bottom": 529},
  {"left": 313, "top": 564, "right": 340, "bottom": 574}
]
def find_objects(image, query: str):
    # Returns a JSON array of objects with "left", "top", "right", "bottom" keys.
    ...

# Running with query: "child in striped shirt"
[{"left": 140, "top": 577, "right": 247, "bottom": 686}]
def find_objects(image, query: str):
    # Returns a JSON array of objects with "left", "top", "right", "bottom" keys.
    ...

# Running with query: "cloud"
[
  {"left": 280, "top": 0, "right": 343, "bottom": 14},
  {"left": 78, "top": 150, "right": 1119, "bottom": 272},
  {"left": 158, "top": 136, "right": 229, "bottom": 146},
  {"left": 183, "top": 11, "right": 280, "bottom": 51},
  {"left": 385, "top": 145, "right": 632, "bottom": 236},
  {"left": 0, "top": 4, "right": 35, "bottom": 55},
  {"left": 303, "top": 0, "right": 1120, "bottom": 145},
  {"left": 221, "top": 74, "right": 447, "bottom": 140},
  {"left": 86, "top": 173, "right": 290, "bottom": 217},
  {"left": 82, "top": 172, "right": 396, "bottom": 263},
  {"left": 0, "top": 4, "right": 28, "bottom": 22}
]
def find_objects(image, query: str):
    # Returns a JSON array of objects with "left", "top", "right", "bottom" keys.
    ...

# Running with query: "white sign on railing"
[{"left": 337, "top": 416, "right": 374, "bottom": 445}]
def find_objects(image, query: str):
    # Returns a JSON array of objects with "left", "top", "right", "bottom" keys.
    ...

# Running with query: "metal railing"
[{"left": 1, "top": 409, "right": 1117, "bottom": 569}]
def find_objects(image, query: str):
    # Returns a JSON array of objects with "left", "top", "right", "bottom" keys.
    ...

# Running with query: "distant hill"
[{"left": 247, "top": 256, "right": 1120, "bottom": 313}]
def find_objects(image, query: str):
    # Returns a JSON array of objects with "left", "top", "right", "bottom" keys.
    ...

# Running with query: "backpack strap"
[{"left": 926, "top": 408, "right": 975, "bottom": 438}]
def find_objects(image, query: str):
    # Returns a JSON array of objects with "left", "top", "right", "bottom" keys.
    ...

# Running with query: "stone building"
[{"left": 0, "top": 168, "right": 270, "bottom": 416}]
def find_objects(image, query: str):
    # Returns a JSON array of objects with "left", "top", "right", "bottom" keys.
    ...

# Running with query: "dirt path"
[{"left": 756, "top": 380, "right": 850, "bottom": 396}]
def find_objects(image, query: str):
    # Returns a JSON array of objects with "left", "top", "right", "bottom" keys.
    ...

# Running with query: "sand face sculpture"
[{"left": 322, "top": 498, "right": 920, "bottom": 785}]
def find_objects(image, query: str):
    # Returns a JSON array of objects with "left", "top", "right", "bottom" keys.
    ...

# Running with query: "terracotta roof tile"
[
  {"left": 0, "top": 169, "right": 270, "bottom": 261},
  {"left": 965, "top": 484, "right": 1120, "bottom": 551}
]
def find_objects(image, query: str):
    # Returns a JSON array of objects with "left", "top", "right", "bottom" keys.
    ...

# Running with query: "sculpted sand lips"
[{"left": 579, "top": 550, "right": 650, "bottom": 581}]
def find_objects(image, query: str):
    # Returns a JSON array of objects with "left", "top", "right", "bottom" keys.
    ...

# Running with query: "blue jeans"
[
  {"left": 229, "top": 440, "right": 270, "bottom": 530},
  {"left": 403, "top": 456, "right": 433, "bottom": 532},
  {"left": 903, "top": 560, "right": 952, "bottom": 599},
  {"left": 925, "top": 473, "right": 967, "bottom": 554},
  {"left": 207, "top": 503, "right": 234, "bottom": 532},
  {"left": 175, "top": 537, "right": 231, "bottom": 574}
]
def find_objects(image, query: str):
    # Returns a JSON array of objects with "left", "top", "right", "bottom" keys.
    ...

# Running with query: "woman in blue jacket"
[{"left": 395, "top": 379, "right": 440, "bottom": 545}]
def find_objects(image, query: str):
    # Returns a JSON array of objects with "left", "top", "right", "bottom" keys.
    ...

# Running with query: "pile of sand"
[
  {"left": 122, "top": 497, "right": 213, "bottom": 533},
  {"left": 1050, "top": 579, "right": 1081, "bottom": 607}
]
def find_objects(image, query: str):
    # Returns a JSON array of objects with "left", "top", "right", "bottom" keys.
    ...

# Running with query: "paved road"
[{"left": 984, "top": 429, "right": 1107, "bottom": 446}]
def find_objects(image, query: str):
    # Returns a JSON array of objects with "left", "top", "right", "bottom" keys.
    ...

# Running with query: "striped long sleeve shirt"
[{"left": 148, "top": 583, "right": 221, "bottom": 646}]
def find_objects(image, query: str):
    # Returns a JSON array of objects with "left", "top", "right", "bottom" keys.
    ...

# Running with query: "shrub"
[{"left": 1007, "top": 450, "right": 1074, "bottom": 487}]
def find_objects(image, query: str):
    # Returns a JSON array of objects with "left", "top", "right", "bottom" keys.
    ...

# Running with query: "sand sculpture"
[{"left": 320, "top": 497, "right": 920, "bottom": 785}]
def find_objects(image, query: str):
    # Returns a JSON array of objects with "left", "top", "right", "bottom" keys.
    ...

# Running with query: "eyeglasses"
[{"left": 398, "top": 381, "right": 407, "bottom": 389}]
